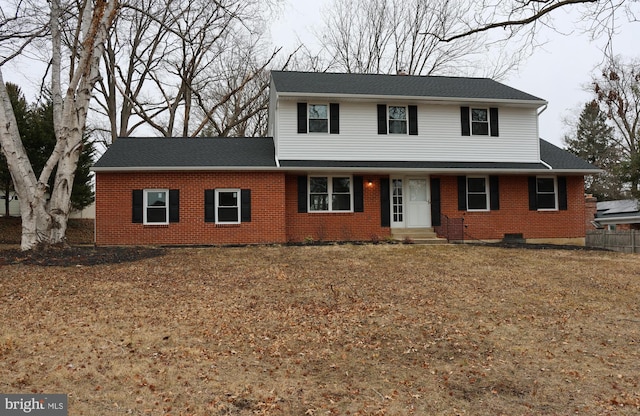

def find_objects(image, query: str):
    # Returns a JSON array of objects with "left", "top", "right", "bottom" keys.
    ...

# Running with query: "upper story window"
[
  {"left": 377, "top": 104, "right": 418, "bottom": 135},
  {"left": 308, "top": 104, "right": 328, "bottom": 133},
  {"left": 461, "top": 106, "right": 499, "bottom": 137},
  {"left": 298, "top": 103, "right": 339, "bottom": 134},
  {"left": 388, "top": 106, "right": 407, "bottom": 134},
  {"left": 471, "top": 108, "right": 489, "bottom": 135}
]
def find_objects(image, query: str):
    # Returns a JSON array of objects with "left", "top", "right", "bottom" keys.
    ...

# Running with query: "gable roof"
[
  {"left": 93, "top": 137, "right": 598, "bottom": 174},
  {"left": 92, "top": 137, "right": 277, "bottom": 171},
  {"left": 270, "top": 71, "right": 546, "bottom": 105}
]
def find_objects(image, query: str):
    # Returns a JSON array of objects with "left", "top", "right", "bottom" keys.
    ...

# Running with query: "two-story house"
[{"left": 92, "top": 71, "right": 598, "bottom": 246}]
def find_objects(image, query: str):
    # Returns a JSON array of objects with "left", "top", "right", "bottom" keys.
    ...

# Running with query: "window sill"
[
  {"left": 143, "top": 223, "right": 169, "bottom": 228},
  {"left": 215, "top": 223, "right": 241, "bottom": 227}
]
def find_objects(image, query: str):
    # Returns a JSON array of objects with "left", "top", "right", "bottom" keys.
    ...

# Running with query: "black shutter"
[
  {"left": 408, "top": 105, "right": 418, "bottom": 135},
  {"left": 353, "top": 176, "right": 364, "bottom": 212},
  {"left": 489, "top": 176, "right": 500, "bottom": 211},
  {"left": 297, "top": 175, "right": 307, "bottom": 213},
  {"left": 169, "top": 189, "right": 179, "bottom": 222},
  {"left": 204, "top": 190, "right": 215, "bottom": 222},
  {"left": 330, "top": 103, "right": 340, "bottom": 134},
  {"left": 380, "top": 178, "right": 390, "bottom": 227},
  {"left": 241, "top": 189, "right": 251, "bottom": 222},
  {"left": 528, "top": 176, "right": 537, "bottom": 211},
  {"left": 490, "top": 107, "right": 499, "bottom": 137},
  {"left": 377, "top": 104, "right": 387, "bottom": 134},
  {"left": 430, "top": 177, "right": 441, "bottom": 227},
  {"left": 558, "top": 176, "right": 568, "bottom": 211},
  {"left": 457, "top": 176, "right": 467, "bottom": 211},
  {"left": 461, "top": 106, "right": 470, "bottom": 136},
  {"left": 297, "top": 102, "right": 307, "bottom": 133},
  {"left": 132, "top": 190, "right": 143, "bottom": 223}
]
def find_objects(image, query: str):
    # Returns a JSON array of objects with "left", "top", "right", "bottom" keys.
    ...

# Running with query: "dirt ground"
[{"left": 1, "top": 244, "right": 639, "bottom": 415}]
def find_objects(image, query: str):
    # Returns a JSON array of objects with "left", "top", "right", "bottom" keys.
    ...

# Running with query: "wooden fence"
[{"left": 586, "top": 230, "right": 640, "bottom": 253}]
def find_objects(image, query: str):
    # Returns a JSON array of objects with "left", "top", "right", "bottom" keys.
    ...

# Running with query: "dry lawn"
[{"left": 1, "top": 244, "right": 639, "bottom": 415}]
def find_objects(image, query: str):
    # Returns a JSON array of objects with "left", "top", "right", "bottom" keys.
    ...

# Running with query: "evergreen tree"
[
  {"left": 564, "top": 100, "right": 625, "bottom": 200},
  {"left": 1, "top": 84, "right": 30, "bottom": 216},
  {"left": 0, "top": 85, "right": 95, "bottom": 216}
]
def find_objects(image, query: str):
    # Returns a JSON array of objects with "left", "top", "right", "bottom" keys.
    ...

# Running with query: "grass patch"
[{"left": 1, "top": 244, "right": 639, "bottom": 414}]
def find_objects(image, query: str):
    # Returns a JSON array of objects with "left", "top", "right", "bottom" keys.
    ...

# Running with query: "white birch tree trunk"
[{"left": 0, "top": 0, "right": 117, "bottom": 250}]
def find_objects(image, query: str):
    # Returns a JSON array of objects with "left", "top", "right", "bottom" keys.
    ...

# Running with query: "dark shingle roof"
[
  {"left": 92, "top": 137, "right": 277, "bottom": 170},
  {"left": 539, "top": 139, "right": 600, "bottom": 171},
  {"left": 93, "top": 137, "right": 598, "bottom": 174},
  {"left": 271, "top": 71, "right": 546, "bottom": 103}
]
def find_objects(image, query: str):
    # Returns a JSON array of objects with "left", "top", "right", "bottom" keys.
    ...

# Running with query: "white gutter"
[
  {"left": 540, "top": 160, "right": 553, "bottom": 170},
  {"left": 276, "top": 92, "right": 547, "bottom": 107}
]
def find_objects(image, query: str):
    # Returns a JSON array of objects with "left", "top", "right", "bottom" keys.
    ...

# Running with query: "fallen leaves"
[{"left": 1, "top": 244, "right": 640, "bottom": 415}]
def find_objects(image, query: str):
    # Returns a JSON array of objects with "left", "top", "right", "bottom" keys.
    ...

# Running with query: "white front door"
[{"left": 407, "top": 178, "right": 431, "bottom": 228}]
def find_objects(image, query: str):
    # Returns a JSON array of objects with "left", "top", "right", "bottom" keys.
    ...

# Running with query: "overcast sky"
[{"left": 270, "top": 0, "right": 640, "bottom": 147}]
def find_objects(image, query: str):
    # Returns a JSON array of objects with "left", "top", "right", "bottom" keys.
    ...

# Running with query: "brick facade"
[
  {"left": 436, "top": 175, "right": 586, "bottom": 241},
  {"left": 95, "top": 171, "right": 287, "bottom": 246},
  {"left": 284, "top": 174, "right": 389, "bottom": 243},
  {"left": 95, "top": 172, "right": 588, "bottom": 246}
]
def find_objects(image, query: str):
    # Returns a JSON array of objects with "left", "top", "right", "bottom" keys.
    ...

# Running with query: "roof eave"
[
  {"left": 91, "top": 166, "right": 279, "bottom": 172},
  {"left": 275, "top": 91, "right": 547, "bottom": 107},
  {"left": 594, "top": 215, "right": 640, "bottom": 224}
]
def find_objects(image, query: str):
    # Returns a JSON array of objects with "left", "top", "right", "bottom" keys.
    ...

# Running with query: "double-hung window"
[
  {"left": 471, "top": 108, "right": 489, "bottom": 135},
  {"left": 536, "top": 177, "right": 557, "bottom": 210},
  {"left": 467, "top": 177, "right": 489, "bottom": 211},
  {"left": 309, "top": 176, "right": 352, "bottom": 212},
  {"left": 216, "top": 189, "right": 241, "bottom": 224},
  {"left": 388, "top": 106, "right": 407, "bottom": 134},
  {"left": 144, "top": 189, "right": 169, "bottom": 224},
  {"left": 461, "top": 107, "right": 499, "bottom": 137},
  {"left": 308, "top": 104, "right": 329, "bottom": 133}
]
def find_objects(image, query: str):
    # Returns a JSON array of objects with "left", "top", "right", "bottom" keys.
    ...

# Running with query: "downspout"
[{"left": 537, "top": 104, "right": 550, "bottom": 169}]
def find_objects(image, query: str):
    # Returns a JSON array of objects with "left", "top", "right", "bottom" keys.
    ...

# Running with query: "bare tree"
[
  {"left": 0, "top": 0, "right": 117, "bottom": 250},
  {"left": 316, "top": 0, "right": 524, "bottom": 77},
  {"left": 93, "top": 0, "right": 283, "bottom": 141},
  {"left": 592, "top": 57, "right": 640, "bottom": 196}
]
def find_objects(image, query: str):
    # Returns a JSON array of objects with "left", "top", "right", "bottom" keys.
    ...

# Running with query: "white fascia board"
[
  {"left": 595, "top": 216, "right": 640, "bottom": 224},
  {"left": 275, "top": 92, "right": 548, "bottom": 108},
  {"left": 91, "top": 166, "right": 280, "bottom": 172}
]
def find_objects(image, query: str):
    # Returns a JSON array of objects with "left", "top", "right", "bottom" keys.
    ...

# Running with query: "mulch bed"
[{"left": 0, "top": 246, "right": 166, "bottom": 266}]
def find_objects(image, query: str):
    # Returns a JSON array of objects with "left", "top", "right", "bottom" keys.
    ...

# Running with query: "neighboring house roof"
[
  {"left": 92, "top": 137, "right": 277, "bottom": 171},
  {"left": 92, "top": 137, "right": 599, "bottom": 174},
  {"left": 595, "top": 199, "right": 640, "bottom": 224},
  {"left": 270, "top": 71, "right": 547, "bottom": 105}
]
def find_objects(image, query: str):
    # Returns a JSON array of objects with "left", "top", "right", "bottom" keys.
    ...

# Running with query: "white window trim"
[
  {"left": 308, "top": 175, "right": 354, "bottom": 213},
  {"left": 470, "top": 108, "right": 489, "bottom": 136},
  {"left": 215, "top": 188, "right": 241, "bottom": 224},
  {"left": 308, "top": 103, "right": 329, "bottom": 134},
  {"left": 466, "top": 176, "right": 490, "bottom": 212},
  {"left": 387, "top": 105, "right": 408, "bottom": 135},
  {"left": 536, "top": 176, "right": 558, "bottom": 211},
  {"left": 143, "top": 189, "right": 169, "bottom": 225}
]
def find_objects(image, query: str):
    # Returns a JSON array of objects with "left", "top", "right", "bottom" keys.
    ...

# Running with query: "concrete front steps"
[{"left": 391, "top": 228, "right": 448, "bottom": 244}]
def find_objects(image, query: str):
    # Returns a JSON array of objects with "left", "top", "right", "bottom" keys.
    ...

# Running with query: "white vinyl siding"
[{"left": 274, "top": 100, "right": 540, "bottom": 163}]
